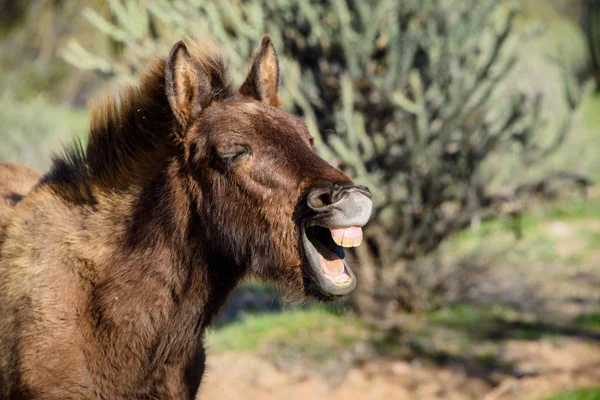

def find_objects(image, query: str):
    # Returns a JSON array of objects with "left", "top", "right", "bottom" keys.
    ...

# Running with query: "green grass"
[
  {"left": 455, "top": 199, "right": 600, "bottom": 241},
  {"left": 428, "top": 304, "right": 504, "bottom": 330},
  {"left": 476, "top": 351, "right": 502, "bottom": 368},
  {"left": 205, "top": 307, "right": 368, "bottom": 356},
  {"left": 427, "top": 303, "right": 561, "bottom": 342},
  {"left": 426, "top": 303, "right": 507, "bottom": 342},
  {"left": 445, "top": 197, "right": 600, "bottom": 265},
  {"left": 542, "top": 388, "right": 600, "bottom": 400},
  {"left": 574, "top": 313, "right": 600, "bottom": 330},
  {"left": 203, "top": 301, "right": 566, "bottom": 370},
  {"left": 546, "top": 200, "right": 600, "bottom": 220}
]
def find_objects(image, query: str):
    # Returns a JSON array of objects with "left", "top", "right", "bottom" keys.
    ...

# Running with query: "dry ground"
[{"left": 200, "top": 339, "right": 600, "bottom": 400}]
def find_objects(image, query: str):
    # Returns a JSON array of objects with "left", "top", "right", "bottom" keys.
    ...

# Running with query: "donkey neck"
[{"left": 99, "top": 161, "right": 245, "bottom": 332}]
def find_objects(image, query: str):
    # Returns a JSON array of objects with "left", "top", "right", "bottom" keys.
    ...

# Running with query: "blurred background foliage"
[{"left": 1, "top": 0, "right": 600, "bottom": 399}]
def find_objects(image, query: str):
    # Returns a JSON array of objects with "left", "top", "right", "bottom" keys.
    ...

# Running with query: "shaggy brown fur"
[
  {"left": 0, "top": 163, "right": 41, "bottom": 246},
  {"left": 0, "top": 37, "right": 368, "bottom": 399}
]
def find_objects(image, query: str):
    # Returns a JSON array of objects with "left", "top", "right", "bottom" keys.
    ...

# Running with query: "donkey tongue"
[
  {"left": 309, "top": 232, "right": 350, "bottom": 280},
  {"left": 319, "top": 254, "right": 345, "bottom": 276},
  {"left": 311, "top": 238, "right": 346, "bottom": 277}
]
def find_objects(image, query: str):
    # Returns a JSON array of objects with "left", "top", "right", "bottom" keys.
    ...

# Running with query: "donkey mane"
[{"left": 43, "top": 41, "right": 235, "bottom": 202}]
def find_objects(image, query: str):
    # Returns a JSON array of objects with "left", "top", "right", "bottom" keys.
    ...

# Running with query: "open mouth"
[{"left": 302, "top": 224, "right": 364, "bottom": 296}]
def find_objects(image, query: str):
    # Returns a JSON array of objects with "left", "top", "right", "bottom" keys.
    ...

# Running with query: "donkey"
[{"left": 0, "top": 37, "right": 372, "bottom": 399}]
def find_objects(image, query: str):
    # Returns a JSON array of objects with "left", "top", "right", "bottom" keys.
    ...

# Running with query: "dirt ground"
[{"left": 199, "top": 337, "right": 600, "bottom": 400}]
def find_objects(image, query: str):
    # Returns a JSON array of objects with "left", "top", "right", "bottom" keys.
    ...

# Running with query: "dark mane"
[{"left": 42, "top": 42, "right": 234, "bottom": 201}]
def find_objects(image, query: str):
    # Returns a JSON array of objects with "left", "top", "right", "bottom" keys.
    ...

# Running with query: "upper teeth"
[{"left": 329, "top": 227, "right": 363, "bottom": 248}]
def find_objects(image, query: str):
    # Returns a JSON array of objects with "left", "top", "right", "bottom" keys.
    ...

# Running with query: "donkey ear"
[
  {"left": 165, "top": 41, "right": 212, "bottom": 129},
  {"left": 240, "top": 36, "right": 281, "bottom": 107}
]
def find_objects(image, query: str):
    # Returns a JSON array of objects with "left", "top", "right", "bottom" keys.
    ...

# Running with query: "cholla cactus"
[
  {"left": 63, "top": 0, "right": 583, "bottom": 318},
  {"left": 583, "top": 0, "right": 600, "bottom": 88}
]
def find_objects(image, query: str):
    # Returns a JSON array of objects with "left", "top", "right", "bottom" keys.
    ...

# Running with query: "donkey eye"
[{"left": 220, "top": 146, "right": 250, "bottom": 165}]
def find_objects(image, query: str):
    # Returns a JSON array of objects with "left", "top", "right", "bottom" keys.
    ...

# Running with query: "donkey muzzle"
[{"left": 301, "top": 183, "right": 373, "bottom": 297}]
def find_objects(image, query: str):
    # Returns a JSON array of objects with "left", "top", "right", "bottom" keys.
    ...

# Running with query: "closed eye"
[
  {"left": 221, "top": 147, "right": 251, "bottom": 165},
  {"left": 309, "top": 137, "right": 315, "bottom": 148}
]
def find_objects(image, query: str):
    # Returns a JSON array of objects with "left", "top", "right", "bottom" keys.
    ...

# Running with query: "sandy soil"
[{"left": 199, "top": 338, "right": 600, "bottom": 400}]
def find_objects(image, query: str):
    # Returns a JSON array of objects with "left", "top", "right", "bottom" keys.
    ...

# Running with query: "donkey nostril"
[
  {"left": 317, "top": 193, "right": 331, "bottom": 207},
  {"left": 308, "top": 182, "right": 371, "bottom": 211},
  {"left": 307, "top": 189, "right": 334, "bottom": 210}
]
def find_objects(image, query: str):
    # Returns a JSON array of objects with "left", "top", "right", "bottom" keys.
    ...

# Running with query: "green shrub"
[{"left": 0, "top": 93, "right": 88, "bottom": 171}]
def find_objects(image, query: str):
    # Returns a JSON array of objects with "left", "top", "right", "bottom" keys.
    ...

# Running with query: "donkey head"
[{"left": 165, "top": 37, "right": 372, "bottom": 299}]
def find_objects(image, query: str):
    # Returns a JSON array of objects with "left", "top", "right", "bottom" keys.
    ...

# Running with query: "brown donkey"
[{"left": 0, "top": 37, "right": 372, "bottom": 399}]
